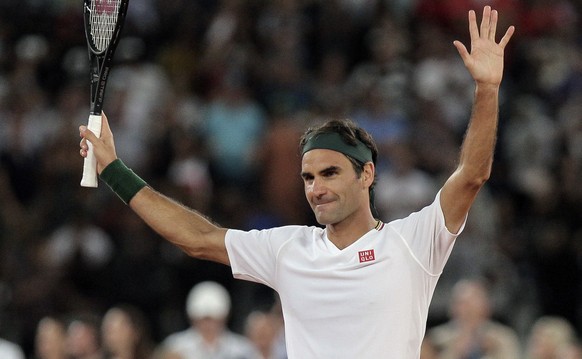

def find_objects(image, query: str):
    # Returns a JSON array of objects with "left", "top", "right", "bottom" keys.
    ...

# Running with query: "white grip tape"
[{"left": 80, "top": 114, "right": 103, "bottom": 188}]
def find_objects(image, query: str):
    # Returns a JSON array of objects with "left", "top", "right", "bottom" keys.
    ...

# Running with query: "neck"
[{"left": 326, "top": 212, "right": 378, "bottom": 250}]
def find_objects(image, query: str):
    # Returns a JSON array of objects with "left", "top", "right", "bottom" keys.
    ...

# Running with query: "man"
[
  {"left": 65, "top": 313, "right": 104, "bottom": 359},
  {"left": 159, "top": 281, "right": 260, "bottom": 359},
  {"left": 427, "top": 279, "right": 522, "bottom": 359},
  {"left": 79, "top": 6, "right": 514, "bottom": 358}
]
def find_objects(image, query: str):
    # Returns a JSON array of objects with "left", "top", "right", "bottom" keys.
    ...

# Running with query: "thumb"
[
  {"left": 79, "top": 125, "right": 99, "bottom": 143},
  {"left": 100, "top": 112, "right": 113, "bottom": 141},
  {"left": 453, "top": 40, "right": 470, "bottom": 63}
]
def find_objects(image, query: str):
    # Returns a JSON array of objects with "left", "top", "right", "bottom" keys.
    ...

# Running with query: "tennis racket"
[{"left": 80, "top": 0, "right": 130, "bottom": 187}]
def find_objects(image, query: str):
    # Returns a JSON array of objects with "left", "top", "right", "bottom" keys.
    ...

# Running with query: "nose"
[{"left": 308, "top": 177, "right": 326, "bottom": 197}]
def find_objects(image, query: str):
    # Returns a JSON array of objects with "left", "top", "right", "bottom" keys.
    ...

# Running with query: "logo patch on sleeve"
[{"left": 359, "top": 249, "right": 375, "bottom": 263}]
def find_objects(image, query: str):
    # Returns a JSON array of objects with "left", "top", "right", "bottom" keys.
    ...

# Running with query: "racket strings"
[{"left": 89, "top": 0, "right": 122, "bottom": 52}]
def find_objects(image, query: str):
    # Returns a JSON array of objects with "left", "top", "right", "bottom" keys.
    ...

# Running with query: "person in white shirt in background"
[
  {"left": 159, "top": 281, "right": 260, "bottom": 359},
  {"left": 0, "top": 337, "right": 25, "bottom": 359}
]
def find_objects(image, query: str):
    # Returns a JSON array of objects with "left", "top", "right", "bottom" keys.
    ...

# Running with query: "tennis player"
[{"left": 79, "top": 6, "right": 514, "bottom": 358}]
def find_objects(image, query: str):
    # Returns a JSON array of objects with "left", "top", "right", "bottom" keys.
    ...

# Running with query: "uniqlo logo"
[{"left": 359, "top": 249, "right": 375, "bottom": 263}]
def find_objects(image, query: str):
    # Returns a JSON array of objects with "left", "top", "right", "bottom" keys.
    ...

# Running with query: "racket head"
[
  {"left": 84, "top": 0, "right": 129, "bottom": 114},
  {"left": 84, "top": 0, "right": 129, "bottom": 55}
]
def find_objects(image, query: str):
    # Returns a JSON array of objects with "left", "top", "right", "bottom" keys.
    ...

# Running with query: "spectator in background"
[
  {"left": 159, "top": 281, "right": 260, "bottom": 359},
  {"left": 374, "top": 140, "right": 438, "bottom": 221},
  {"left": 34, "top": 316, "right": 66, "bottom": 359},
  {"left": 419, "top": 337, "right": 439, "bottom": 359},
  {"left": 243, "top": 302, "right": 287, "bottom": 359},
  {"left": 561, "top": 343, "right": 582, "bottom": 359},
  {"left": 500, "top": 95, "right": 559, "bottom": 206},
  {"left": 202, "top": 76, "right": 267, "bottom": 196},
  {"left": 244, "top": 310, "right": 278, "bottom": 359},
  {"left": 0, "top": 336, "right": 25, "bottom": 359},
  {"left": 101, "top": 304, "right": 155, "bottom": 359},
  {"left": 347, "top": 13, "right": 412, "bottom": 159},
  {"left": 427, "top": 278, "right": 522, "bottom": 359},
  {"left": 65, "top": 312, "right": 104, "bottom": 359},
  {"left": 255, "top": 116, "right": 308, "bottom": 226},
  {"left": 411, "top": 21, "right": 474, "bottom": 135},
  {"left": 525, "top": 316, "right": 580, "bottom": 359}
]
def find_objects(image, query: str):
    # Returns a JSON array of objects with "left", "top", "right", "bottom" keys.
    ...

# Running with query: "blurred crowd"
[{"left": 0, "top": 0, "right": 581, "bottom": 358}]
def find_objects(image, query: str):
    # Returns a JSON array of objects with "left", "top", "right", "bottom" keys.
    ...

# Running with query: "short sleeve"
[
  {"left": 388, "top": 190, "right": 464, "bottom": 275},
  {"left": 226, "top": 226, "right": 307, "bottom": 290}
]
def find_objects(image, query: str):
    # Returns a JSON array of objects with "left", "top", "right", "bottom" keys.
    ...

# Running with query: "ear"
[{"left": 362, "top": 162, "right": 375, "bottom": 188}]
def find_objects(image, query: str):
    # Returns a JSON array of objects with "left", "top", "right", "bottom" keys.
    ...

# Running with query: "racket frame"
[{"left": 81, "top": 0, "right": 129, "bottom": 187}]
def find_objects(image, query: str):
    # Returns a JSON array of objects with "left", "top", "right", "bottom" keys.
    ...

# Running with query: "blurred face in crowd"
[
  {"left": 450, "top": 281, "right": 491, "bottom": 327},
  {"left": 102, "top": 308, "right": 139, "bottom": 355},
  {"left": 35, "top": 317, "right": 66, "bottom": 359},
  {"left": 66, "top": 320, "right": 100, "bottom": 358}
]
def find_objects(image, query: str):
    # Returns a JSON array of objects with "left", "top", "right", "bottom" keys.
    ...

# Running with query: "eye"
[
  {"left": 321, "top": 168, "right": 338, "bottom": 177},
  {"left": 301, "top": 173, "right": 314, "bottom": 182}
]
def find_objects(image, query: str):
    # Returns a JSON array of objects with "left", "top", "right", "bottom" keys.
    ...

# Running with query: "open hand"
[{"left": 453, "top": 6, "right": 515, "bottom": 87}]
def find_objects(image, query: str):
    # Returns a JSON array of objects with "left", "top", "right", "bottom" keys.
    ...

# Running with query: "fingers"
[
  {"left": 79, "top": 137, "right": 88, "bottom": 157},
  {"left": 467, "top": 6, "right": 514, "bottom": 47},
  {"left": 468, "top": 10, "right": 478, "bottom": 43},
  {"left": 479, "top": 6, "right": 491, "bottom": 40},
  {"left": 489, "top": 9, "right": 498, "bottom": 41},
  {"left": 79, "top": 124, "right": 99, "bottom": 158},
  {"left": 79, "top": 124, "right": 99, "bottom": 144},
  {"left": 499, "top": 25, "right": 515, "bottom": 49}
]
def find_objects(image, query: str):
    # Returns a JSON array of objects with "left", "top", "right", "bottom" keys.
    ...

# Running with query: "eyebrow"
[{"left": 301, "top": 165, "right": 341, "bottom": 179}]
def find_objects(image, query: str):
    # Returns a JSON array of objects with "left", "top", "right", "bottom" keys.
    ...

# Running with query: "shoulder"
[
  {"left": 386, "top": 191, "right": 445, "bottom": 228},
  {"left": 221, "top": 331, "right": 261, "bottom": 357},
  {"left": 227, "top": 225, "right": 323, "bottom": 242},
  {"left": 163, "top": 328, "right": 198, "bottom": 346}
]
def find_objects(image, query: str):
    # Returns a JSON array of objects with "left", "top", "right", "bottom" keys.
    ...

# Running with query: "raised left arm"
[{"left": 441, "top": 6, "right": 515, "bottom": 233}]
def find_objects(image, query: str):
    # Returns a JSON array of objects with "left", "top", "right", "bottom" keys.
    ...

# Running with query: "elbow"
[
  {"left": 456, "top": 165, "right": 491, "bottom": 189},
  {"left": 174, "top": 228, "right": 228, "bottom": 264},
  {"left": 474, "top": 170, "right": 491, "bottom": 186},
  {"left": 181, "top": 243, "right": 205, "bottom": 259},
  {"left": 467, "top": 172, "right": 490, "bottom": 191},
  {"left": 164, "top": 230, "right": 206, "bottom": 259}
]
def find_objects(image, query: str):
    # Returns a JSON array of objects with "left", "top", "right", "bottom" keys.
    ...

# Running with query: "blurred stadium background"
[{"left": 0, "top": 0, "right": 580, "bottom": 356}]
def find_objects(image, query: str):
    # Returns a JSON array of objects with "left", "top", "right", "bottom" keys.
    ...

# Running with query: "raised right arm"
[
  {"left": 79, "top": 114, "right": 230, "bottom": 265},
  {"left": 129, "top": 187, "right": 229, "bottom": 264}
]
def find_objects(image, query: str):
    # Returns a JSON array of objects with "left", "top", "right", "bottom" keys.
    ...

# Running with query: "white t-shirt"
[
  {"left": 162, "top": 327, "right": 261, "bottom": 359},
  {"left": 225, "top": 192, "right": 462, "bottom": 359},
  {"left": 0, "top": 339, "right": 25, "bottom": 359}
]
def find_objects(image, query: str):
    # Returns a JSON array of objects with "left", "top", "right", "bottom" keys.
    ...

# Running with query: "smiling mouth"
[{"left": 314, "top": 201, "right": 333, "bottom": 210}]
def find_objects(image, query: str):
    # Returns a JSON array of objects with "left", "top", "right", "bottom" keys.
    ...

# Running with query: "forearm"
[
  {"left": 129, "top": 187, "right": 229, "bottom": 264},
  {"left": 440, "top": 84, "right": 500, "bottom": 232},
  {"left": 98, "top": 159, "right": 229, "bottom": 264},
  {"left": 457, "top": 83, "right": 500, "bottom": 185}
]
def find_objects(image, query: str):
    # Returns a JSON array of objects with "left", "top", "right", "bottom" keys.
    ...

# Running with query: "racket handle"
[{"left": 80, "top": 114, "right": 103, "bottom": 188}]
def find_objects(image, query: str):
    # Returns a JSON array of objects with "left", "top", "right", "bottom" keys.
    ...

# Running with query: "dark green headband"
[{"left": 301, "top": 132, "right": 373, "bottom": 164}]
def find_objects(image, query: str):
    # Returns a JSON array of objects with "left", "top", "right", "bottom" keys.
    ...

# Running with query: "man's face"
[{"left": 301, "top": 149, "right": 369, "bottom": 225}]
